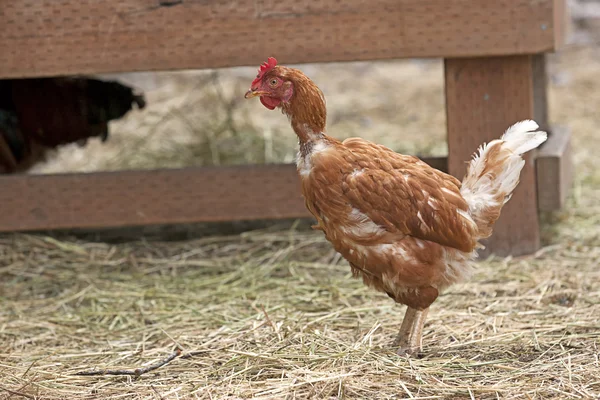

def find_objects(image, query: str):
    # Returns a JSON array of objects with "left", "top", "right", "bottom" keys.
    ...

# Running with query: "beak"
[{"left": 244, "top": 89, "right": 269, "bottom": 99}]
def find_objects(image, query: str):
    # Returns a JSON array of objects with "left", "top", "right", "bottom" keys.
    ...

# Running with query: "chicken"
[
  {"left": 0, "top": 109, "right": 46, "bottom": 173},
  {"left": 245, "top": 57, "right": 548, "bottom": 354},
  {"left": 0, "top": 77, "right": 146, "bottom": 173}
]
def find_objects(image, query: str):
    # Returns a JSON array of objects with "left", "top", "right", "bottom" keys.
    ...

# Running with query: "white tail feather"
[
  {"left": 460, "top": 120, "right": 548, "bottom": 240},
  {"left": 500, "top": 119, "right": 548, "bottom": 155}
]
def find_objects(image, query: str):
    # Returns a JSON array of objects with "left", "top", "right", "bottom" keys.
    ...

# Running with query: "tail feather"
[
  {"left": 500, "top": 120, "right": 548, "bottom": 155},
  {"left": 460, "top": 120, "right": 547, "bottom": 240}
]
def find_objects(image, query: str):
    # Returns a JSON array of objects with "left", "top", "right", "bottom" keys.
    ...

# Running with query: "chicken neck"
[{"left": 280, "top": 72, "right": 335, "bottom": 157}]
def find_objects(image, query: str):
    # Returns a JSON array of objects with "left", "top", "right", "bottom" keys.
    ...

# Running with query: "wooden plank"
[
  {"left": 536, "top": 127, "right": 573, "bottom": 211},
  {"left": 532, "top": 54, "right": 550, "bottom": 132},
  {"left": 0, "top": 157, "right": 446, "bottom": 233},
  {"left": 444, "top": 55, "right": 543, "bottom": 257},
  {"left": 554, "top": 0, "right": 570, "bottom": 49},
  {"left": 529, "top": 54, "right": 575, "bottom": 210},
  {"left": 530, "top": 53, "right": 575, "bottom": 210},
  {"left": 0, "top": 0, "right": 565, "bottom": 79}
]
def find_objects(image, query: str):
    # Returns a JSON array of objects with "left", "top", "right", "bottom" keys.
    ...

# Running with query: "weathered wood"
[
  {"left": 0, "top": 157, "right": 446, "bottom": 233},
  {"left": 554, "top": 0, "right": 570, "bottom": 49},
  {"left": 537, "top": 127, "right": 573, "bottom": 211},
  {"left": 444, "top": 55, "right": 544, "bottom": 257},
  {"left": 1, "top": 0, "right": 565, "bottom": 79},
  {"left": 530, "top": 53, "right": 574, "bottom": 211},
  {"left": 533, "top": 54, "right": 550, "bottom": 132}
]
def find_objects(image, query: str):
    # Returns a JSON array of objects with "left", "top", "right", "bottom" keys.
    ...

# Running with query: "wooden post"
[{"left": 444, "top": 55, "right": 546, "bottom": 257}]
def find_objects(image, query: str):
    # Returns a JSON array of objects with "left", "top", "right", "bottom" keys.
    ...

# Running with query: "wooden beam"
[
  {"left": 444, "top": 55, "right": 544, "bottom": 257},
  {"left": 0, "top": 157, "right": 446, "bottom": 233},
  {"left": 533, "top": 54, "right": 550, "bottom": 132},
  {"left": 1, "top": 0, "right": 565, "bottom": 79},
  {"left": 0, "top": 164, "right": 306, "bottom": 232},
  {"left": 554, "top": 0, "right": 570, "bottom": 49},
  {"left": 537, "top": 127, "right": 573, "bottom": 211}
]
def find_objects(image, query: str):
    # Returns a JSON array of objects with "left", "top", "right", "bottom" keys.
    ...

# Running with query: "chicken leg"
[{"left": 393, "top": 306, "right": 429, "bottom": 355}]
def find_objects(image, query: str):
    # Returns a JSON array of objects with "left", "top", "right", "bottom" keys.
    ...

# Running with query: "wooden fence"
[{"left": 0, "top": 0, "right": 572, "bottom": 256}]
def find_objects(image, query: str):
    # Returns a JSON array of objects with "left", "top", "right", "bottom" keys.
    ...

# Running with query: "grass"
[{"left": 1, "top": 46, "right": 600, "bottom": 398}]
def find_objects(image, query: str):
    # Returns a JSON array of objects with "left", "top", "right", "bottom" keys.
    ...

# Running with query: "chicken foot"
[{"left": 393, "top": 306, "right": 429, "bottom": 355}]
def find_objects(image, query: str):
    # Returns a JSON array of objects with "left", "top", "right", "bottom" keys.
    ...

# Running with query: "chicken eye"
[{"left": 269, "top": 78, "right": 278, "bottom": 86}]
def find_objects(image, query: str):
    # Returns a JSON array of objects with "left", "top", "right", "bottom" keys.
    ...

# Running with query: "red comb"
[{"left": 251, "top": 57, "right": 278, "bottom": 87}]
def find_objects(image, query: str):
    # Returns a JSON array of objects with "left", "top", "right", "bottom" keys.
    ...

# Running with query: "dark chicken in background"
[{"left": 0, "top": 77, "right": 146, "bottom": 173}]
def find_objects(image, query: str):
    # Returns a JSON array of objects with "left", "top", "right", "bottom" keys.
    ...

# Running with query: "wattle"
[{"left": 260, "top": 96, "right": 281, "bottom": 110}]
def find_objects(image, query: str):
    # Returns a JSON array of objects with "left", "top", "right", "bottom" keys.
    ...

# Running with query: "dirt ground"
[{"left": 1, "top": 15, "right": 600, "bottom": 400}]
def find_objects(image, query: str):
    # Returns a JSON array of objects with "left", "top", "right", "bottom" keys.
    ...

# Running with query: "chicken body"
[
  {"left": 245, "top": 58, "right": 547, "bottom": 354},
  {"left": 298, "top": 136, "right": 477, "bottom": 309},
  {"left": 0, "top": 77, "right": 145, "bottom": 173}
]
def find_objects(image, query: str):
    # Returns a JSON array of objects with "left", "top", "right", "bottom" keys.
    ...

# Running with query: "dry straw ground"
[{"left": 1, "top": 46, "right": 600, "bottom": 398}]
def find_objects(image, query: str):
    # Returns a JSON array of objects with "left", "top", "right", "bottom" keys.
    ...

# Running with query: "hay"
[
  {"left": 2, "top": 46, "right": 600, "bottom": 399},
  {"left": 1, "top": 218, "right": 599, "bottom": 399}
]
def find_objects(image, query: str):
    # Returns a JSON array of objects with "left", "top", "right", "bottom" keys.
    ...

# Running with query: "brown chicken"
[
  {"left": 0, "top": 77, "right": 145, "bottom": 173},
  {"left": 245, "top": 57, "right": 547, "bottom": 354}
]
